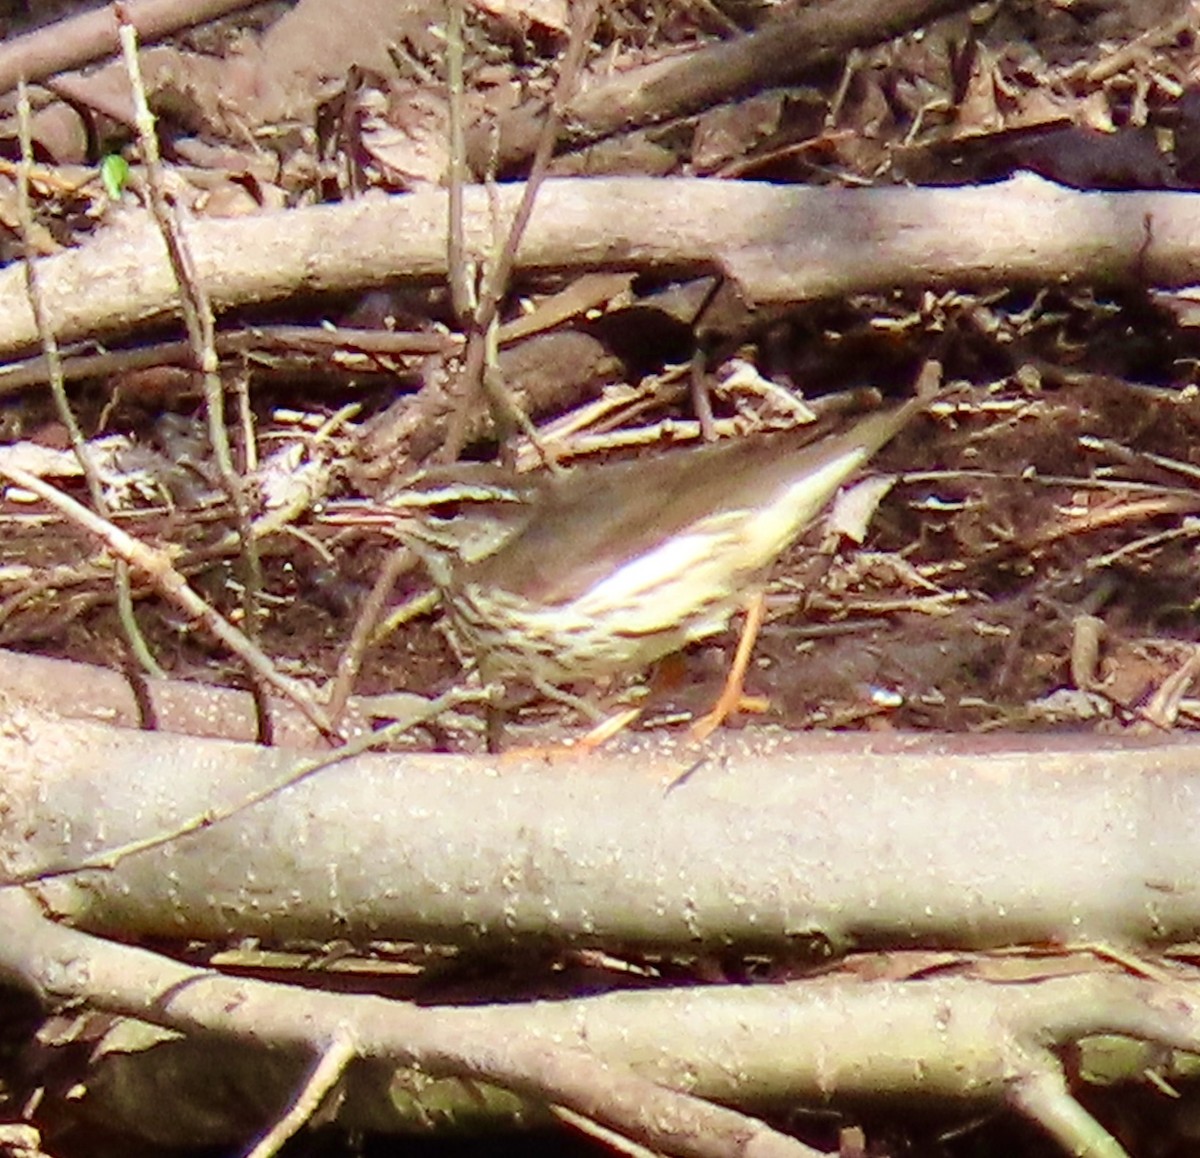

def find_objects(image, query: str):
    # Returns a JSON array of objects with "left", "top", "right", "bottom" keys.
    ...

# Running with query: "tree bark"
[
  {"left": 2, "top": 695, "right": 1197, "bottom": 954},
  {"left": 1, "top": 176, "right": 1197, "bottom": 361}
]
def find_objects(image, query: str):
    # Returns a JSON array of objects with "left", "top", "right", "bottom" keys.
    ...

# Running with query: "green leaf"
[{"left": 100, "top": 153, "right": 129, "bottom": 200}]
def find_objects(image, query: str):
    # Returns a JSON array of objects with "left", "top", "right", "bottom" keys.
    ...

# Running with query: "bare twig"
[
  {"left": 245, "top": 1033, "right": 356, "bottom": 1158},
  {"left": 3, "top": 681, "right": 488, "bottom": 885},
  {"left": 14, "top": 81, "right": 164, "bottom": 687},
  {"left": 116, "top": 11, "right": 243, "bottom": 528},
  {"left": 468, "top": 0, "right": 975, "bottom": 172},
  {"left": 117, "top": 9, "right": 270, "bottom": 730},
  {"left": 0, "top": 461, "right": 337, "bottom": 741},
  {"left": 0, "top": 888, "right": 825, "bottom": 1158},
  {"left": 325, "top": 548, "right": 418, "bottom": 725},
  {"left": 445, "top": 0, "right": 473, "bottom": 323},
  {"left": 441, "top": 1, "right": 601, "bottom": 463},
  {"left": 0, "top": 326, "right": 457, "bottom": 399}
]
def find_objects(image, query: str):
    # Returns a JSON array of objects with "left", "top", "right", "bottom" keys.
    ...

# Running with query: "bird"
[{"left": 338, "top": 392, "right": 927, "bottom": 747}]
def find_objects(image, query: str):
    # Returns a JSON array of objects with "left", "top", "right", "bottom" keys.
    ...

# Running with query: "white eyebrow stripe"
[{"left": 398, "top": 483, "right": 524, "bottom": 507}]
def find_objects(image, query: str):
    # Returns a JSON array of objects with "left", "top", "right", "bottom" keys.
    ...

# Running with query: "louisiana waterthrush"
[{"left": 336, "top": 393, "right": 925, "bottom": 741}]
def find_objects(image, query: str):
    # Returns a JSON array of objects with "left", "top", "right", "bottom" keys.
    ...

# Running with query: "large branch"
[
  {"left": 2, "top": 694, "right": 1198, "bottom": 953},
  {"left": 8, "top": 889, "right": 1192, "bottom": 1158},
  {"left": 0, "top": 889, "right": 819, "bottom": 1158},
  {"left": 475, "top": 0, "right": 977, "bottom": 171},
  {"left": 2, "top": 175, "right": 1199, "bottom": 357}
]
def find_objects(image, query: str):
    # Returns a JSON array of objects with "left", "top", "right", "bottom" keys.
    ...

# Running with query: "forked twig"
[
  {"left": 440, "top": 1, "right": 602, "bottom": 463},
  {"left": 0, "top": 461, "right": 337, "bottom": 741},
  {"left": 117, "top": 7, "right": 271, "bottom": 736}
]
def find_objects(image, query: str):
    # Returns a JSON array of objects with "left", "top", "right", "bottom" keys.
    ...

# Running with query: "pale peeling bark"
[
  {"left": 2, "top": 697, "right": 1198, "bottom": 1156},
  {"left": 0, "top": 694, "right": 1196, "bottom": 953},
  {"left": 4, "top": 885, "right": 1194, "bottom": 1158},
  {"left": 0, "top": 176, "right": 1197, "bottom": 357}
]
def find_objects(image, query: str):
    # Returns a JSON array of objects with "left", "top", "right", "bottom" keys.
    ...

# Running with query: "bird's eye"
[{"left": 424, "top": 500, "right": 463, "bottom": 521}]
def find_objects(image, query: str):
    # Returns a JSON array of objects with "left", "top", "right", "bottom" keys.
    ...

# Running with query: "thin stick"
[
  {"left": 0, "top": 461, "right": 337, "bottom": 742},
  {"left": 440, "top": 1, "right": 601, "bottom": 463},
  {"left": 14, "top": 81, "right": 165, "bottom": 687},
  {"left": 446, "top": 0, "right": 473, "bottom": 322},
  {"left": 117, "top": 9, "right": 270, "bottom": 719},
  {"left": 325, "top": 548, "right": 416, "bottom": 725},
  {"left": 245, "top": 1033, "right": 356, "bottom": 1158},
  {"left": 3, "top": 681, "right": 490, "bottom": 885}
]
